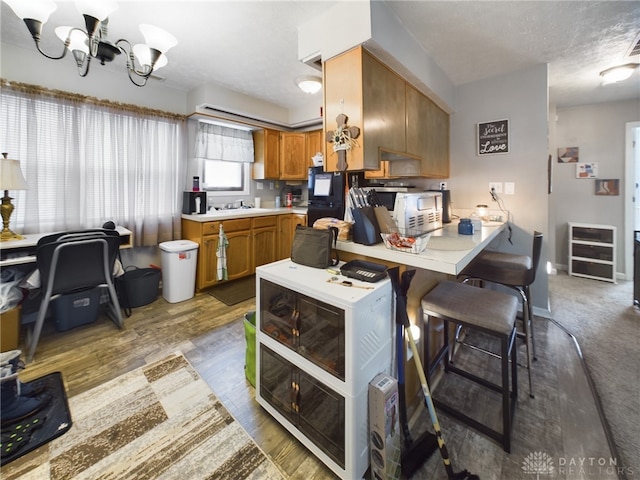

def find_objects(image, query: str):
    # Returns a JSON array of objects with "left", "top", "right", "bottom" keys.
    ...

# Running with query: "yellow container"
[{"left": 1, "top": 306, "right": 21, "bottom": 352}]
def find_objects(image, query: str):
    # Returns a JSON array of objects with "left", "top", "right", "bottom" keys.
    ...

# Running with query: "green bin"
[{"left": 244, "top": 311, "right": 256, "bottom": 387}]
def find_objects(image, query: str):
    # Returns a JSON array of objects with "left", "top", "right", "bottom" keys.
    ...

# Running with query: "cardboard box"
[
  {"left": 369, "top": 373, "right": 401, "bottom": 480},
  {"left": 1, "top": 306, "right": 21, "bottom": 352}
]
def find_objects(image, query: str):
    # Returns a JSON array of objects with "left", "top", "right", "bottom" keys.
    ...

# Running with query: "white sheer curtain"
[
  {"left": 195, "top": 122, "right": 254, "bottom": 162},
  {"left": 0, "top": 85, "right": 186, "bottom": 246}
]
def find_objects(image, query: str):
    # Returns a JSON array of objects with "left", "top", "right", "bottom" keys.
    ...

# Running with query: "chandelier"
[{"left": 3, "top": 0, "right": 177, "bottom": 87}]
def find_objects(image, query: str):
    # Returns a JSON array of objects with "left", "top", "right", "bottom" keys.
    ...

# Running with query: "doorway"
[{"left": 624, "top": 121, "right": 640, "bottom": 281}]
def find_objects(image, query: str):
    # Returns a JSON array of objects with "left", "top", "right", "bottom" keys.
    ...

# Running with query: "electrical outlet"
[
  {"left": 504, "top": 182, "right": 515, "bottom": 195},
  {"left": 269, "top": 182, "right": 274, "bottom": 189},
  {"left": 489, "top": 182, "right": 503, "bottom": 194},
  {"left": 439, "top": 182, "right": 448, "bottom": 190},
  {"left": 256, "top": 182, "right": 263, "bottom": 190}
]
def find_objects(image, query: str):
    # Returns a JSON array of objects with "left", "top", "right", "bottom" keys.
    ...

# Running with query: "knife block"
[{"left": 351, "top": 207, "right": 382, "bottom": 245}]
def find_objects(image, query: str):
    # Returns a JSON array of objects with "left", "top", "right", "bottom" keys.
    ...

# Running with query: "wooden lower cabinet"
[
  {"left": 183, "top": 214, "right": 305, "bottom": 291},
  {"left": 253, "top": 216, "right": 278, "bottom": 269},
  {"left": 277, "top": 213, "right": 307, "bottom": 260}
]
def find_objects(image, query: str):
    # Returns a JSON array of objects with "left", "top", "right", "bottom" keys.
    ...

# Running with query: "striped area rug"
[{"left": 3, "top": 353, "right": 285, "bottom": 480}]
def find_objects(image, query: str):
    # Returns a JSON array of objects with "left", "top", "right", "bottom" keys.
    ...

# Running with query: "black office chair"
[
  {"left": 24, "top": 229, "right": 124, "bottom": 362},
  {"left": 456, "top": 231, "right": 543, "bottom": 398}
]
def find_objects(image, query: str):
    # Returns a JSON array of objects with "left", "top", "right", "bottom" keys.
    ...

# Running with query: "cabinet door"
[
  {"left": 259, "top": 345, "right": 296, "bottom": 424},
  {"left": 297, "top": 369, "right": 345, "bottom": 469},
  {"left": 277, "top": 214, "right": 294, "bottom": 260},
  {"left": 280, "top": 133, "right": 307, "bottom": 180},
  {"left": 323, "top": 46, "right": 365, "bottom": 171},
  {"left": 362, "top": 51, "right": 406, "bottom": 158},
  {"left": 253, "top": 129, "right": 281, "bottom": 179},
  {"left": 406, "top": 85, "right": 450, "bottom": 178},
  {"left": 226, "top": 229, "right": 252, "bottom": 280},
  {"left": 305, "top": 130, "right": 323, "bottom": 168},
  {"left": 254, "top": 225, "right": 278, "bottom": 269},
  {"left": 297, "top": 295, "right": 345, "bottom": 380},
  {"left": 200, "top": 234, "right": 220, "bottom": 289}
]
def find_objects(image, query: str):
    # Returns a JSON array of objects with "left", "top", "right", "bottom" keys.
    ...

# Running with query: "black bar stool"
[
  {"left": 457, "top": 231, "right": 543, "bottom": 398},
  {"left": 422, "top": 281, "right": 518, "bottom": 453}
]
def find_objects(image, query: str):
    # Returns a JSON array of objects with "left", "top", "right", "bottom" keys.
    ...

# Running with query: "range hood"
[{"left": 379, "top": 148, "right": 421, "bottom": 162}]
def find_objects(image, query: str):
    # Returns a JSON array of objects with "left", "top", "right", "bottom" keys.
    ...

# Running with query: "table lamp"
[{"left": 1, "top": 152, "right": 28, "bottom": 241}]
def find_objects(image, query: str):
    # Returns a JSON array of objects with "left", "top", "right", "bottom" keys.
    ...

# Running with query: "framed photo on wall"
[
  {"left": 477, "top": 119, "right": 509, "bottom": 156},
  {"left": 595, "top": 179, "right": 619, "bottom": 195},
  {"left": 576, "top": 162, "right": 598, "bottom": 178}
]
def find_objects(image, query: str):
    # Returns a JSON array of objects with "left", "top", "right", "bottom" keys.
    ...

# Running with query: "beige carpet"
[
  {"left": 548, "top": 272, "right": 639, "bottom": 478},
  {"left": 2, "top": 353, "right": 285, "bottom": 480}
]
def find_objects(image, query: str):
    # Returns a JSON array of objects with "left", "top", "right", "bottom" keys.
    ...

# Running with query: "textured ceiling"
[{"left": 1, "top": 1, "right": 639, "bottom": 110}]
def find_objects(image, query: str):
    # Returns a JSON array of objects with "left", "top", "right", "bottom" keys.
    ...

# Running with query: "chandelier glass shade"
[{"left": 3, "top": 0, "right": 177, "bottom": 87}]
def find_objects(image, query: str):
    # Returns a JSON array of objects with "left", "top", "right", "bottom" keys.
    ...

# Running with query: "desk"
[{"left": 0, "top": 226, "right": 133, "bottom": 268}]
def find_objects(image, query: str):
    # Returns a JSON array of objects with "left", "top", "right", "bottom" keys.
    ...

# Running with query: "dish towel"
[{"left": 216, "top": 224, "right": 229, "bottom": 281}]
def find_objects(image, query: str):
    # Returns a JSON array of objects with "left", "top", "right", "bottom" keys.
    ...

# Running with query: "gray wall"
[
  {"left": 449, "top": 64, "right": 550, "bottom": 314},
  {"left": 551, "top": 100, "right": 640, "bottom": 276}
]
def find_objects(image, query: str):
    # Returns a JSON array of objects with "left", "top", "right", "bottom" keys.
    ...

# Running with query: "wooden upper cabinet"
[
  {"left": 323, "top": 46, "right": 366, "bottom": 171},
  {"left": 406, "top": 85, "right": 450, "bottom": 178},
  {"left": 280, "top": 132, "right": 307, "bottom": 180},
  {"left": 324, "top": 45, "right": 449, "bottom": 178},
  {"left": 305, "top": 130, "right": 323, "bottom": 168},
  {"left": 362, "top": 52, "right": 406, "bottom": 158},
  {"left": 253, "top": 129, "right": 281, "bottom": 180}
]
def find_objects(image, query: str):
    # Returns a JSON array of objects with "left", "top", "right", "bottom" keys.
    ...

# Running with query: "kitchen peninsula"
[{"left": 335, "top": 220, "right": 507, "bottom": 408}]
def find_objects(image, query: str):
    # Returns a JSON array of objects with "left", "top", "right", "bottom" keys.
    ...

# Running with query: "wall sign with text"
[{"left": 477, "top": 119, "right": 509, "bottom": 156}]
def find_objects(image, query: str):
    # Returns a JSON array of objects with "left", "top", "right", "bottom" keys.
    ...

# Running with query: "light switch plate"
[{"left": 504, "top": 182, "right": 515, "bottom": 195}]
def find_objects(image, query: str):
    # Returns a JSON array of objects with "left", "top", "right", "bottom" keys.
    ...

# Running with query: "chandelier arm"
[
  {"left": 77, "top": 56, "right": 92, "bottom": 78},
  {"left": 116, "top": 38, "right": 154, "bottom": 77},
  {"left": 23, "top": 19, "right": 67, "bottom": 60},
  {"left": 126, "top": 69, "right": 149, "bottom": 87}
]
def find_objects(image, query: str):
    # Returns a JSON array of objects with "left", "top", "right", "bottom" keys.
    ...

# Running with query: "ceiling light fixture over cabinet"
[
  {"left": 297, "top": 76, "right": 322, "bottom": 94},
  {"left": 600, "top": 63, "right": 639, "bottom": 84},
  {"left": 3, "top": 0, "right": 177, "bottom": 87}
]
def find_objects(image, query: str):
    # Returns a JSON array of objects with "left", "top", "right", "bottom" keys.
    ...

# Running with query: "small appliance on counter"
[
  {"left": 393, "top": 192, "right": 443, "bottom": 233},
  {"left": 428, "top": 189, "right": 452, "bottom": 223},
  {"left": 182, "top": 191, "right": 207, "bottom": 214}
]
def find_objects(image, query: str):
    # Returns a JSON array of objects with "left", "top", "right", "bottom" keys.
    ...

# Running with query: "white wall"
[
  {"left": 1, "top": 43, "right": 188, "bottom": 114},
  {"left": 551, "top": 99, "right": 640, "bottom": 275},
  {"left": 449, "top": 64, "right": 550, "bottom": 313}
]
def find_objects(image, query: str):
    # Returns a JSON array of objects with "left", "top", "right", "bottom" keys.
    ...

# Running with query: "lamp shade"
[
  {"left": 133, "top": 44, "right": 168, "bottom": 71},
  {"left": 139, "top": 24, "right": 178, "bottom": 54},
  {"left": 297, "top": 76, "right": 322, "bottom": 94},
  {"left": 55, "top": 26, "right": 90, "bottom": 54},
  {"left": 0, "top": 156, "right": 28, "bottom": 191},
  {"left": 74, "top": 0, "right": 118, "bottom": 21},
  {"left": 3, "top": 0, "right": 57, "bottom": 22}
]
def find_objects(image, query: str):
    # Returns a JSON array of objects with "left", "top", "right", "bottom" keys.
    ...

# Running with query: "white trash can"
[{"left": 159, "top": 240, "right": 199, "bottom": 303}]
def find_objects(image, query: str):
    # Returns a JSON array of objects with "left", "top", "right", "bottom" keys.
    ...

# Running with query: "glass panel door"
[
  {"left": 260, "top": 279, "right": 297, "bottom": 349},
  {"left": 297, "top": 369, "right": 345, "bottom": 468},
  {"left": 298, "top": 295, "right": 345, "bottom": 380},
  {"left": 259, "top": 345, "right": 295, "bottom": 424}
]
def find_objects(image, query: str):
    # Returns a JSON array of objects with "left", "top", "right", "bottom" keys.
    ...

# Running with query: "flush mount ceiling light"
[
  {"left": 297, "top": 76, "right": 322, "bottom": 94},
  {"left": 3, "top": 0, "right": 177, "bottom": 87},
  {"left": 600, "top": 63, "right": 639, "bottom": 84}
]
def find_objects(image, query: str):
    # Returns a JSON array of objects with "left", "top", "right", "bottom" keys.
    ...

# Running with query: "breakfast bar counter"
[
  {"left": 334, "top": 220, "right": 507, "bottom": 412},
  {"left": 336, "top": 221, "right": 506, "bottom": 276}
]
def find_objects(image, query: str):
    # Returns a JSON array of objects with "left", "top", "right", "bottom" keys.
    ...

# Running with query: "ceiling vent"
[{"left": 628, "top": 32, "right": 640, "bottom": 57}]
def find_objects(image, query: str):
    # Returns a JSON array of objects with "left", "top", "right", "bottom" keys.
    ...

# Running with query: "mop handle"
[{"left": 404, "top": 319, "right": 456, "bottom": 480}]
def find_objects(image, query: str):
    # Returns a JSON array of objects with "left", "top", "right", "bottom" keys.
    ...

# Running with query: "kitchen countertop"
[
  {"left": 336, "top": 221, "right": 506, "bottom": 276},
  {"left": 182, "top": 207, "right": 308, "bottom": 222}
]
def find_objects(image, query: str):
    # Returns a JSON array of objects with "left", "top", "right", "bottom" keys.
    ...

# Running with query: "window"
[
  {"left": 195, "top": 121, "right": 254, "bottom": 195},
  {"left": 0, "top": 83, "right": 185, "bottom": 246},
  {"left": 203, "top": 160, "right": 251, "bottom": 194}
]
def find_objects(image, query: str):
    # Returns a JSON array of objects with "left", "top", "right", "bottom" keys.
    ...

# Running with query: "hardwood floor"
[{"left": 16, "top": 287, "right": 616, "bottom": 480}]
